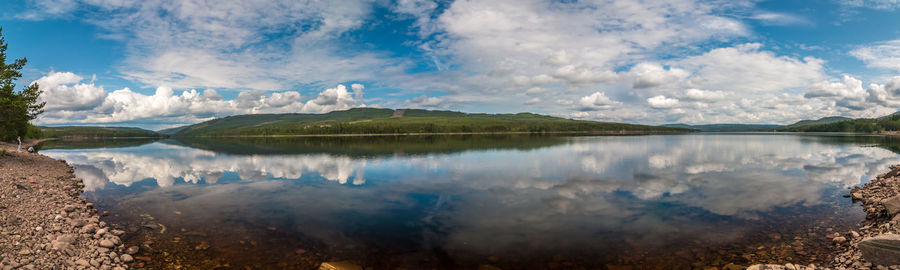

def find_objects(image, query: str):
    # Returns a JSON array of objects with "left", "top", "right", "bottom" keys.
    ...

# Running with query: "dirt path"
[{"left": 0, "top": 140, "right": 131, "bottom": 269}]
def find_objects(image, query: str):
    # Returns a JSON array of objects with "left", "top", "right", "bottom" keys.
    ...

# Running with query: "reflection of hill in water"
[
  {"left": 39, "top": 138, "right": 162, "bottom": 150},
  {"left": 789, "top": 133, "right": 900, "bottom": 155},
  {"left": 168, "top": 135, "right": 571, "bottom": 157}
]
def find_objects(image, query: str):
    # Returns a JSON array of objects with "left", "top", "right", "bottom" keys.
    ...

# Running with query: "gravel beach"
[{"left": 0, "top": 140, "right": 130, "bottom": 270}]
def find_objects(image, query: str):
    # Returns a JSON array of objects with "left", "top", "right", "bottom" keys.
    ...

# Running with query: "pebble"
[
  {"left": 99, "top": 239, "right": 115, "bottom": 248},
  {"left": 0, "top": 144, "right": 126, "bottom": 269}
]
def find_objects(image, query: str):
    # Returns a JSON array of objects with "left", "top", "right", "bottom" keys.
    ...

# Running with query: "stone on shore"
[
  {"left": 858, "top": 234, "right": 900, "bottom": 266},
  {"left": 99, "top": 239, "right": 115, "bottom": 248},
  {"left": 884, "top": 195, "right": 900, "bottom": 216}
]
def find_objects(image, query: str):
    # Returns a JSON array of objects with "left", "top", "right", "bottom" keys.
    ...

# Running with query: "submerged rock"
[
  {"left": 125, "top": 246, "right": 139, "bottom": 255},
  {"left": 858, "top": 234, "right": 900, "bottom": 266},
  {"left": 319, "top": 261, "right": 363, "bottom": 270}
]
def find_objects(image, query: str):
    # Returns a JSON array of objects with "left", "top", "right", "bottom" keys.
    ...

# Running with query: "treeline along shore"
[{"left": 0, "top": 140, "right": 134, "bottom": 269}]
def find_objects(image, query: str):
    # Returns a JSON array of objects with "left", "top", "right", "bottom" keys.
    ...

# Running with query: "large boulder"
[
  {"left": 885, "top": 195, "right": 900, "bottom": 216},
  {"left": 859, "top": 234, "right": 900, "bottom": 266}
]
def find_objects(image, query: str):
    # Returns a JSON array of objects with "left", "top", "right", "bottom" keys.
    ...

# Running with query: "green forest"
[{"left": 170, "top": 108, "right": 688, "bottom": 137}]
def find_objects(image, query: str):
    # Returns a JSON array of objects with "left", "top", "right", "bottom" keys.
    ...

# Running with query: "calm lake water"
[{"left": 40, "top": 134, "right": 900, "bottom": 269}]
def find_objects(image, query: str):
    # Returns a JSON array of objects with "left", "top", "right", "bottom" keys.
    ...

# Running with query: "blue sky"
[{"left": 3, "top": 0, "right": 900, "bottom": 129}]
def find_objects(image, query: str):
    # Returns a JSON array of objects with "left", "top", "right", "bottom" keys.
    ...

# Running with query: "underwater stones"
[{"left": 319, "top": 261, "right": 363, "bottom": 270}]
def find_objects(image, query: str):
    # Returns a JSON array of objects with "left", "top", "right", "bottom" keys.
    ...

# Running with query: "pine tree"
[{"left": 0, "top": 27, "right": 45, "bottom": 141}]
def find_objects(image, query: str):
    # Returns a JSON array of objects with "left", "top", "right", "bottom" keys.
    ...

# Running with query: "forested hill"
[
  {"left": 39, "top": 126, "right": 166, "bottom": 139},
  {"left": 169, "top": 108, "right": 689, "bottom": 137},
  {"left": 777, "top": 114, "right": 900, "bottom": 132}
]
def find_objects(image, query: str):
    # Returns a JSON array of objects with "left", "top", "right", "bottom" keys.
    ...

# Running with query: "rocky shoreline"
[
  {"left": 749, "top": 165, "right": 900, "bottom": 270},
  {"left": 0, "top": 140, "right": 132, "bottom": 270}
]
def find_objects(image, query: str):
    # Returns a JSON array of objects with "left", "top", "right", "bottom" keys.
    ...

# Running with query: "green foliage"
[
  {"left": 172, "top": 108, "right": 688, "bottom": 137},
  {"left": 779, "top": 116, "right": 853, "bottom": 130},
  {"left": 39, "top": 126, "right": 166, "bottom": 138},
  {"left": 779, "top": 116, "right": 900, "bottom": 133},
  {"left": 0, "top": 28, "right": 45, "bottom": 141},
  {"left": 24, "top": 124, "right": 42, "bottom": 139}
]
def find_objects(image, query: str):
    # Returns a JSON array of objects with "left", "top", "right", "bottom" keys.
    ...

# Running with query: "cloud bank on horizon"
[{"left": 4, "top": 0, "right": 900, "bottom": 129}]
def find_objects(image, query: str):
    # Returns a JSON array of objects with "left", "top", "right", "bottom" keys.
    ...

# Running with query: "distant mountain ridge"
[
  {"left": 167, "top": 108, "right": 688, "bottom": 137},
  {"left": 777, "top": 113, "right": 900, "bottom": 132},
  {"left": 781, "top": 116, "right": 852, "bottom": 129},
  {"left": 661, "top": 123, "right": 781, "bottom": 132}
]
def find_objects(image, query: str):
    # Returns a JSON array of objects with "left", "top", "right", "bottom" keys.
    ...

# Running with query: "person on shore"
[
  {"left": 27, "top": 146, "right": 34, "bottom": 154},
  {"left": 16, "top": 136, "right": 21, "bottom": 152}
]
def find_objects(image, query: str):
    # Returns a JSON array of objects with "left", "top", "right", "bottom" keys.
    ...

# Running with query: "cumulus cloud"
[
  {"left": 679, "top": 43, "right": 825, "bottom": 92},
  {"left": 552, "top": 65, "right": 618, "bottom": 85},
  {"left": 628, "top": 63, "right": 689, "bottom": 89},
  {"left": 647, "top": 95, "right": 680, "bottom": 109},
  {"left": 866, "top": 76, "right": 900, "bottom": 106},
  {"left": 804, "top": 75, "right": 867, "bottom": 99},
  {"left": 34, "top": 72, "right": 108, "bottom": 111},
  {"left": 577, "top": 92, "right": 620, "bottom": 111},
  {"left": 34, "top": 73, "right": 366, "bottom": 128},
  {"left": 683, "top": 89, "right": 727, "bottom": 101}
]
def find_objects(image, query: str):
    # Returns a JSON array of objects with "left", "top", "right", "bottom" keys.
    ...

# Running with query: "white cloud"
[
  {"left": 628, "top": 63, "right": 689, "bottom": 89},
  {"left": 804, "top": 75, "right": 867, "bottom": 99},
  {"left": 577, "top": 92, "right": 620, "bottom": 111},
  {"left": 851, "top": 40, "right": 900, "bottom": 71},
  {"left": 647, "top": 95, "right": 680, "bottom": 109},
  {"left": 523, "top": 97, "right": 542, "bottom": 105},
  {"left": 683, "top": 89, "right": 727, "bottom": 101},
  {"left": 34, "top": 72, "right": 108, "bottom": 111},
  {"left": 34, "top": 72, "right": 366, "bottom": 128},
  {"left": 264, "top": 91, "right": 301, "bottom": 107},
  {"left": 866, "top": 76, "right": 900, "bottom": 106},
  {"left": 750, "top": 12, "right": 811, "bottom": 26},
  {"left": 22, "top": 0, "right": 893, "bottom": 126},
  {"left": 552, "top": 65, "right": 618, "bottom": 85},
  {"left": 678, "top": 43, "right": 825, "bottom": 92},
  {"left": 404, "top": 96, "right": 445, "bottom": 108},
  {"left": 29, "top": 0, "right": 398, "bottom": 92},
  {"left": 842, "top": 0, "right": 900, "bottom": 10}
]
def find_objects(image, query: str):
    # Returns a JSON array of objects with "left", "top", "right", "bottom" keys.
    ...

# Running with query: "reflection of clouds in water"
[
  {"left": 41, "top": 135, "right": 900, "bottom": 257},
  {"left": 45, "top": 146, "right": 366, "bottom": 191}
]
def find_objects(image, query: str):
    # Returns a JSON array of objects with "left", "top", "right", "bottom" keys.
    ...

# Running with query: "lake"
[{"left": 40, "top": 134, "right": 900, "bottom": 269}]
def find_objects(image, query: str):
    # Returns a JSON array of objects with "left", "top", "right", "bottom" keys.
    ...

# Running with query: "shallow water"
[{"left": 41, "top": 134, "right": 900, "bottom": 269}]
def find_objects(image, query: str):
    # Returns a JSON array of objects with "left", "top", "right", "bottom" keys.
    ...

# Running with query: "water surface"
[{"left": 41, "top": 134, "right": 900, "bottom": 269}]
